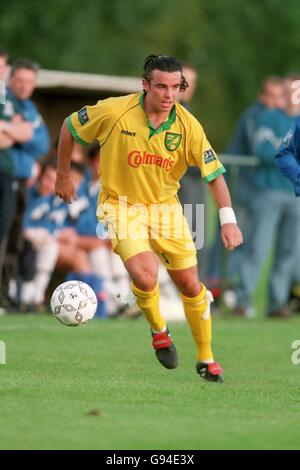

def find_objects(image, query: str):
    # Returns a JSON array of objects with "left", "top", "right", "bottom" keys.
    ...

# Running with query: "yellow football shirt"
[{"left": 67, "top": 93, "right": 225, "bottom": 205}]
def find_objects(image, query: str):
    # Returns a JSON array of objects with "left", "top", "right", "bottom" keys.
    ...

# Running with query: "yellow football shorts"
[{"left": 97, "top": 195, "right": 197, "bottom": 270}]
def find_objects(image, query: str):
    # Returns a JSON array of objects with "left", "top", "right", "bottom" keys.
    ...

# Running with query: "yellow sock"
[
  {"left": 132, "top": 283, "right": 166, "bottom": 332},
  {"left": 181, "top": 284, "right": 214, "bottom": 362}
]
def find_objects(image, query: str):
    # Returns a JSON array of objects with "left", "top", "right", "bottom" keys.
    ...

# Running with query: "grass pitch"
[{"left": 1, "top": 313, "right": 300, "bottom": 450}]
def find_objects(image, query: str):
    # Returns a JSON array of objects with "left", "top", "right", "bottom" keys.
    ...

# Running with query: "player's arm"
[
  {"left": 208, "top": 175, "right": 243, "bottom": 250},
  {"left": 56, "top": 103, "right": 105, "bottom": 203},
  {"left": 55, "top": 119, "right": 78, "bottom": 204}
]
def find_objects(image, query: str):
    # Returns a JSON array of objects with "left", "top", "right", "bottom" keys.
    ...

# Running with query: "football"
[{"left": 50, "top": 280, "right": 98, "bottom": 326}]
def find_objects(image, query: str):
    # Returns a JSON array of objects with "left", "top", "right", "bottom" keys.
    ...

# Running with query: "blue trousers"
[{"left": 236, "top": 189, "right": 300, "bottom": 313}]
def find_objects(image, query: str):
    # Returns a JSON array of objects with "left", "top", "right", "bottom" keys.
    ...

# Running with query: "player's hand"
[
  {"left": 55, "top": 173, "right": 78, "bottom": 204},
  {"left": 221, "top": 223, "right": 243, "bottom": 251}
]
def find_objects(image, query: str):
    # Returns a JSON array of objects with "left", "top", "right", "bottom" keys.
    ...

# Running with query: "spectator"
[
  {"left": 235, "top": 76, "right": 300, "bottom": 317},
  {"left": 2, "top": 59, "right": 50, "bottom": 307},
  {"left": 53, "top": 161, "right": 108, "bottom": 317},
  {"left": 206, "top": 76, "right": 285, "bottom": 296},
  {"left": 0, "top": 70, "right": 33, "bottom": 311},
  {"left": 177, "top": 64, "right": 208, "bottom": 279},
  {"left": 21, "top": 161, "right": 59, "bottom": 310}
]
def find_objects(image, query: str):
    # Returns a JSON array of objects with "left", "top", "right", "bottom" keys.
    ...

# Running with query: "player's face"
[
  {"left": 143, "top": 70, "right": 182, "bottom": 114},
  {"left": 9, "top": 68, "right": 37, "bottom": 100}
]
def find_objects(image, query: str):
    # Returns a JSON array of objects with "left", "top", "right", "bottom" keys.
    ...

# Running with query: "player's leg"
[
  {"left": 118, "top": 245, "right": 178, "bottom": 369},
  {"left": 100, "top": 197, "right": 165, "bottom": 329},
  {"left": 124, "top": 251, "right": 165, "bottom": 329},
  {"left": 98, "top": 197, "right": 177, "bottom": 367},
  {"left": 167, "top": 266, "right": 211, "bottom": 359},
  {"left": 167, "top": 265, "right": 223, "bottom": 382},
  {"left": 151, "top": 198, "right": 222, "bottom": 381}
]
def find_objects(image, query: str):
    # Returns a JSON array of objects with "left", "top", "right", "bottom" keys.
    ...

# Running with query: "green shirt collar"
[{"left": 139, "top": 93, "right": 176, "bottom": 138}]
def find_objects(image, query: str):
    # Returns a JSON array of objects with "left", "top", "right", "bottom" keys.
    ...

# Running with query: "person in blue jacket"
[
  {"left": 275, "top": 116, "right": 300, "bottom": 194},
  {"left": 275, "top": 113, "right": 300, "bottom": 307},
  {"left": 2, "top": 59, "right": 50, "bottom": 305},
  {"left": 0, "top": 61, "right": 34, "bottom": 309},
  {"left": 207, "top": 76, "right": 285, "bottom": 292},
  {"left": 235, "top": 76, "right": 300, "bottom": 317}
]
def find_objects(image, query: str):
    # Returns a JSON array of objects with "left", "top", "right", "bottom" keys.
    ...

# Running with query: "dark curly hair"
[{"left": 143, "top": 55, "right": 188, "bottom": 92}]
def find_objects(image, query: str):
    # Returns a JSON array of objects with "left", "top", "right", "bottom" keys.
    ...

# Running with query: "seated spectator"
[
  {"left": 20, "top": 161, "right": 59, "bottom": 310},
  {"left": 19, "top": 160, "right": 107, "bottom": 316},
  {"left": 51, "top": 161, "right": 108, "bottom": 317},
  {"left": 62, "top": 145, "right": 133, "bottom": 316}
]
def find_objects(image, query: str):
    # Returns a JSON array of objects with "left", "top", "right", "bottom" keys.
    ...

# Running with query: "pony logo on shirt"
[{"left": 164, "top": 132, "right": 182, "bottom": 151}]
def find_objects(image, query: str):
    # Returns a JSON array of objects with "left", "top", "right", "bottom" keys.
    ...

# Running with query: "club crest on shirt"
[
  {"left": 204, "top": 149, "right": 216, "bottom": 164},
  {"left": 78, "top": 107, "right": 89, "bottom": 125},
  {"left": 164, "top": 132, "right": 182, "bottom": 151}
]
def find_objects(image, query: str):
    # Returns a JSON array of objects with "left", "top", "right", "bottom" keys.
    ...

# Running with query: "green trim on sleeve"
[
  {"left": 203, "top": 166, "right": 226, "bottom": 183},
  {"left": 66, "top": 115, "right": 89, "bottom": 146}
]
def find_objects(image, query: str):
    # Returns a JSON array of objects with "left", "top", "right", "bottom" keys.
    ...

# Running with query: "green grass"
[{"left": 1, "top": 313, "right": 300, "bottom": 450}]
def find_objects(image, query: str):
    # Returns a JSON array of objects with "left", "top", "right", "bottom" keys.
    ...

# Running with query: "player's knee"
[
  {"left": 134, "top": 269, "right": 157, "bottom": 292},
  {"left": 178, "top": 278, "right": 201, "bottom": 297}
]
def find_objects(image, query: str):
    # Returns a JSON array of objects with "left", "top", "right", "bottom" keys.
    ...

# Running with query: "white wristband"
[{"left": 219, "top": 207, "right": 237, "bottom": 226}]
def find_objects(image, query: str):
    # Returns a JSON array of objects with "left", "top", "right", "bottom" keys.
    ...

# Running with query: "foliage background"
[{"left": 1, "top": 0, "right": 300, "bottom": 148}]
